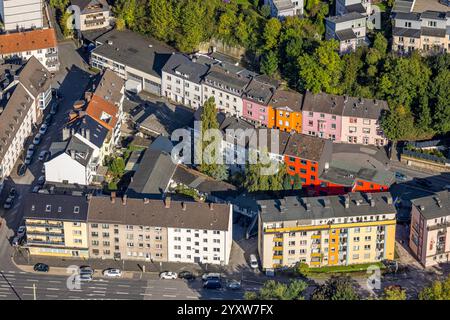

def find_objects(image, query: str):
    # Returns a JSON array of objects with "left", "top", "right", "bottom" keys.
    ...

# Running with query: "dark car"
[
  {"left": 44, "top": 114, "right": 53, "bottom": 125},
  {"left": 17, "top": 164, "right": 27, "bottom": 176},
  {"left": 203, "top": 279, "right": 222, "bottom": 290},
  {"left": 179, "top": 271, "right": 196, "bottom": 281},
  {"left": 395, "top": 172, "right": 407, "bottom": 182},
  {"left": 33, "top": 263, "right": 49, "bottom": 272},
  {"left": 9, "top": 188, "right": 17, "bottom": 199}
]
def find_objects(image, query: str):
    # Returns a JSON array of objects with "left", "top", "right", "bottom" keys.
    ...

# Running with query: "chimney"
[
  {"left": 370, "top": 199, "right": 375, "bottom": 207},
  {"left": 165, "top": 196, "right": 171, "bottom": 208},
  {"left": 387, "top": 196, "right": 393, "bottom": 205},
  {"left": 86, "top": 129, "right": 90, "bottom": 141},
  {"left": 182, "top": 202, "right": 187, "bottom": 211},
  {"left": 111, "top": 192, "right": 116, "bottom": 204},
  {"left": 122, "top": 194, "right": 127, "bottom": 205},
  {"left": 70, "top": 150, "right": 75, "bottom": 159},
  {"left": 209, "top": 202, "right": 214, "bottom": 211},
  {"left": 144, "top": 198, "right": 149, "bottom": 204}
]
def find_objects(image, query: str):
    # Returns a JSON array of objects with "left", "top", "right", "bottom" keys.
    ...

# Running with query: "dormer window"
[
  {"left": 74, "top": 206, "right": 80, "bottom": 214},
  {"left": 100, "top": 111, "right": 112, "bottom": 124},
  {"left": 45, "top": 205, "right": 51, "bottom": 212}
]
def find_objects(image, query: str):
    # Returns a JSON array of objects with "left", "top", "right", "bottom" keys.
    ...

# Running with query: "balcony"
[
  {"left": 273, "top": 246, "right": 283, "bottom": 251},
  {"left": 311, "top": 234, "right": 321, "bottom": 239},
  {"left": 428, "top": 222, "right": 450, "bottom": 231},
  {"left": 27, "top": 231, "right": 64, "bottom": 237},
  {"left": 273, "top": 255, "right": 283, "bottom": 260},
  {"left": 45, "top": 51, "right": 58, "bottom": 58},
  {"left": 273, "top": 237, "right": 283, "bottom": 242},
  {"left": 26, "top": 222, "right": 63, "bottom": 228},
  {"left": 27, "top": 239, "right": 65, "bottom": 246}
]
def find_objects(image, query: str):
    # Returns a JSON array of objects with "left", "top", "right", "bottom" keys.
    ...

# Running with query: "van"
[{"left": 250, "top": 254, "right": 258, "bottom": 269}]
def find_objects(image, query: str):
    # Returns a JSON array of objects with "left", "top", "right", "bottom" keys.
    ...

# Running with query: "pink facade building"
[
  {"left": 301, "top": 91, "right": 344, "bottom": 142},
  {"left": 242, "top": 75, "right": 278, "bottom": 126},
  {"left": 409, "top": 191, "right": 450, "bottom": 267}
]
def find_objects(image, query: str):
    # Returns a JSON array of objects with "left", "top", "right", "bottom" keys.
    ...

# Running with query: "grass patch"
[{"left": 309, "top": 262, "right": 385, "bottom": 274}]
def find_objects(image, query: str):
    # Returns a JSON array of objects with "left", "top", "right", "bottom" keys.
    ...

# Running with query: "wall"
[
  {"left": 242, "top": 99, "right": 269, "bottom": 126},
  {"left": 198, "top": 38, "right": 246, "bottom": 61},
  {"left": 302, "top": 111, "right": 342, "bottom": 142}
]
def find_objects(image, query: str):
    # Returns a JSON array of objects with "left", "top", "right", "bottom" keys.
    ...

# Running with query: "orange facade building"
[{"left": 268, "top": 89, "right": 303, "bottom": 133}]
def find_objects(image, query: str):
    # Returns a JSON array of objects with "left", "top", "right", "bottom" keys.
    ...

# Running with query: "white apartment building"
[
  {"left": 336, "top": 0, "right": 372, "bottom": 16},
  {"left": 161, "top": 53, "right": 212, "bottom": 110},
  {"left": 0, "top": 0, "right": 44, "bottom": 31},
  {"left": 0, "top": 57, "right": 51, "bottom": 182},
  {"left": 0, "top": 28, "right": 59, "bottom": 72},
  {"left": 167, "top": 204, "right": 233, "bottom": 265},
  {"left": 264, "top": 0, "right": 304, "bottom": 18},
  {"left": 325, "top": 12, "right": 369, "bottom": 54},
  {"left": 70, "top": 0, "right": 111, "bottom": 32}
]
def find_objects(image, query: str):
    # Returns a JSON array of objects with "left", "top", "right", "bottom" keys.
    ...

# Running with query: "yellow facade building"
[
  {"left": 23, "top": 193, "right": 90, "bottom": 258},
  {"left": 258, "top": 192, "right": 396, "bottom": 271}
]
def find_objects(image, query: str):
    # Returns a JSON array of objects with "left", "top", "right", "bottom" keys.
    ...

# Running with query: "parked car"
[
  {"left": 44, "top": 114, "right": 52, "bottom": 125},
  {"left": 395, "top": 172, "right": 407, "bottom": 182},
  {"left": 250, "top": 254, "right": 259, "bottom": 269},
  {"left": 39, "top": 124, "right": 48, "bottom": 135},
  {"left": 226, "top": 280, "right": 241, "bottom": 290},
  {"left": 33, "top": 263, "right": 49, "bottom": 272},
  {"left": 32, "top": 185, "right": 41, "bottom": 193},
  {"left": 9, "top": 188, "right": 17, "bottom": 199},
  {"left": 79, "top": 273, "right": 93, "bottom": 282},
  {"left": 3, "top": 197, "right": 13, "bottom": 209},
  {"left": 33, "top": 134, "right": 42, "bottom": 145},
  {"left": 25, "top": 154, "right": 33, "bottom": 165},
  {"left": 17, "top": 164, "right": 27, "bottom": 176},
  {"left": 12, "top": 236, "right": 22, "bottom": 247},
  {"left": 39, "top": 151, "right": 49, "bottom": 162},
  {"left": 160, "top": 271, "right": 177, "bottom": 280},
  {"left": 202, "top": 273, "right": 221, "bottom": 282},
  {"left": 27, "top": 145, "right": 35, "bottom": 157},
  {"left": 178, "top": 271, "right": 195, "bottom": 281},
  {"left": 50, "top": 102, "right": 58, "bottom": 115},
  {"left": 17, "top": 226, "right": 26, "bottom": 238},
  {"left": 102, "top": 268, "right": 122, "bottom": 278},
  {"left": 79, "top": 266, "right": 94, "bottom": 275},
  {"left": 37, "top": 176, "right": 45, "bottom": 186},
  {"left": 203, "top": 279, "right": 222, "bottom": 290}
]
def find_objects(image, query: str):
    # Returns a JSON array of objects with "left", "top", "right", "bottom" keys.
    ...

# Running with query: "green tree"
[
  {"left": 296, "top": 262, "right": 310, "bottom": 277},
  {"left": 430, "top": 68, "right": 450, "bottom": 133},
  {"left": 384, "top": 286, "right": 407, "bottom": 300},
  {"left": 292, "top": 174, "right": 302, "bottom": 190},
  {"left": 176, "top": 0, "right": 207, "bottom": 52},
  {"left": 311, "top": 276, "right": 360, "bottom": 300},
  {"left": 373, "top": 33, "right": 388, "bottom": 57},
  {"left": 246, "top": 280, "right": 307, "bottom": 300},
  {"left": 419, "top": 276, "right": 450, "bottom": 300},
  {"left": 147, "top": 0, "right": 176, "bottom": 41},
  {"left": 260, "top": 51, "right": 279, "bottom": 77},
  {"left": 60, "top": 9, "right": 74, "bottom": 38},
  {"left": 263, "top": 18, "right": 282, "bottom": 51},
  {"left": 380, "top": 106, "right": 417, "bottom": 141}
]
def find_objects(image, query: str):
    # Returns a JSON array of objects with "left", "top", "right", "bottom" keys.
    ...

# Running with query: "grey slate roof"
[
  {"left": 342, "top": 96, "right": 389, "bottom": 119},
  {"left": 393, "top": 11, "right": 421, "bottom": 20},
  {"left": 421, "top": 27, "right": 446, "bottom": 37},
  {"left": 420, "top": 10, "right": 448, "bottom": 20},
  {"left": 126, "top": 149, "right": 177, "bottom": 199},
  {"left": 204, "top": 67, "right": 251, "bottom": 95},
  {"left": 23, "top": 193, "right": 89, "bottom": 222},
  {"left": 65, "top": 135, "right": 95, "bottom": 167},
  {"left": 270, "top": 89, "right": 303, "bottom": 112},
  {"left": 259, "top": 192, "right": 396, "bottom": 223},
  {"left": 92, "top": 68, "right": 124, "bottom": 107},
  {"left": 411, "top": 191, "right": 450, "bottom": 219},
  {"left": 17, "top": 56, "right": 52, "bottom": 99},
  {"left": 93, "top": 29, "right": 175, "bottom": 78},
  {"left": 392, "top": 27, "right": 422, "bottom": 38},
  {"left": 284, "top": 134, "right": 332, "bottom": 162},
  {"left": 88, "top": 196, "right": 231, "bottom": 231},
  {"left": 326, "top": 11, "right": 366, "bottom": 24},
  {"left": 336, "top": 28, "right": 358, "bottom": 41},
  {"left": 345, "top": 3, "right": 367, "bottom": 13},
  {"left": 75, "top": 115, "right": 109, "bottom": 148},
  {"left": 302, "top": 91, "right": 346, "bottom": 116},
  {"left": 162, "top": 53, "right": 211, "bottom": 85},
  {"left": 71, "top": 0, "right": 109, "bottom": 13},
  {"left": 243, "top": 76, "right": 278, "bottom": 105},
  {"left": 393, "top": 0, "right": 415, "bottom": 13}
]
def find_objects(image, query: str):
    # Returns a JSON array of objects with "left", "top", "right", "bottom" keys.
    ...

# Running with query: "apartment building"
[
  {"left": 242, "top": 75, "right": 278, "bottom": 126},
  {"left": 23, "top": 193, "right": 90, "bottom": 258},
  {"left": 341, "top": 96, "right": 389, "bottom": 146},
  {"left": 336, "top": 0, "right": 372, "bottom": 16},
  {"left": 268, "top": 89, "right": 303, "bottom": 133},
  {"left": 258, "top": 192, "right": 396, "bottom": 271},
  {"left": 161, "top": 53, "right": 211, "bottom": 110},
  {"left": 409, "top": 191, "right": 450, "bottom": 267},
  {"left": 0, "top": 28, "right": 59, "bottom": 72},
  {"left": 70, "top": 0, "right": 111, "bottom": 32},
  {"left": 0, "top": 57, "right": 51, "bottom": 181},
  {"left": 90, "top": 29, "right": 174, "bottom": 95},
  {"left": 302, "top": 91, "right": 345, "bottom": 142},
  {"left": 202, "top": 67, "right": 252, "bottom": 117},
  {"left": 325, "top": 12, "right": 369, "bottom": 54},
  {"left": 264, "top": 0, "right": 304, "bottom": 18},
  {"left": 87, "top": 195, "right": 233, "bottom": 265},
  {"left": 0, "top": 0, "right": 44, "bottom": 31},
  {"left": 392, "top": 10, "right": 450, "bottom": 54}
]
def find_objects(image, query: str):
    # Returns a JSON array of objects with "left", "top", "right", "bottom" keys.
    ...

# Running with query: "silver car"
[{"left": 33, "top": 134, "right": 42, "bottom": 145}]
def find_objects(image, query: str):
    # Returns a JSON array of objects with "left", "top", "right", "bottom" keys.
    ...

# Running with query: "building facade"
[
  {"left": 336, "top": 0, "right": 372, "bottom": 16},
  {"left": 409, "top": 191, "right": 450, "bottom": 267},
  {"left": 258, "top": 192, "right": 396, "bottom": 270},
  {"left": 264, "top": 0, "right": 304, "bottom": 18},
  {"left": 0, "top": 28, "right": 59, "bottom": 72},
  {"left": 71, "top": 0, "right": 111, "bottom": 32},
  {"left": 23, "top": 193, "right": 90, "bottom": 258},
  {"left": 0, "top": 0, "right": 44, "bottom": 31},
  {"left": 242, "top": 75, "right": 278, "bottom": 126},
  {"left": 268, "top": 89, "right": 303, "bottom": 133},
  {"left": 325, "top": 12, "right": 369, "bottom": 54}
]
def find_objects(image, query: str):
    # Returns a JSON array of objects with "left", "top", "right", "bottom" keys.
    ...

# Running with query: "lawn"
[{"left": 309, "top": 262, "right": 385, "bottom": 274}]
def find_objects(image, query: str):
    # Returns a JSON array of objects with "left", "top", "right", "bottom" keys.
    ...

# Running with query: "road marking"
[
  {"left": 140, "top": 293, "right": 152, "bottom": 296},
  {"left": 68, "top": 296, "right": 80, "bottom": 299},
  {"left": 163, "top": 294, "right": 176, "bottom": 298},
  {"left": 118, "top": 284, "right": 130, "bottom": 287},
  {"left": 115, "top": 291, "right": 129, "bottom": 295},
  {"left": 0, "top": 294, "right": 8, "bottom": 298},
  {"left": 46, "top": 288, "right": 60, "bottom": 291},
  {"left": 46, "top": 294, "right": 58, "bottom": 298},
  {"left": 164, "top": 287, "right": 177, "bottom": 290},
  {"left": 26, "top": 279, "right": 39, "bottom": 282},
  {"left": 186, "top": 296, "right": 198, "bottom": 299},
  {"left": 92, "top": 290, "right": 106, "bottom": 294},
  {"left": 49, "top": 280, "right": 62, "bottom": 284}
]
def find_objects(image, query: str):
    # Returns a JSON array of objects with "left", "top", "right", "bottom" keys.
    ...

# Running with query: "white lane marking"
[
  {"left": 115, "top": 292, "right": 129, "bottom": 295},
  {"left": 163, "top": 294, "right": 176, "bottom": 298},
  {"left": 26, "top": 279, "right": 39, "bottom": 282},
  {"left": 92, "top": 290, "right": 106, "bottom": 294},
  {"left": 164, "top": 287, "right": 177, "bottom": 290},
  {"left": 0, "top": 294, "right": 8, "bottom": 298},
  {"left": 48, "top": 280, "right": 62, "bottom": 284},
  {"left": 140, "top": 293, "right": 152, "bottom": 296},
  {"left": 68, "top": 296, "right": 80, "bottom": 299},
  {"left": 186, "top": 296, "right": 198, "bottom": 299},
  {"left": 118, "top": 284, "right": 130, "bottom": 287},
  {"left": 46, "top": 288, "right": 60, "bottom": 291},
  {"left": 210, "top": 297, "right": 224, "bottom": 300},
  {"left": 46, "top": 295, "right": 58, "bottom": 298}
]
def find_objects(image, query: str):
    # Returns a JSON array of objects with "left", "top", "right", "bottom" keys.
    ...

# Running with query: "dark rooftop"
[{"left": 412, "top": 191, "right": 450, "bottom": 220}]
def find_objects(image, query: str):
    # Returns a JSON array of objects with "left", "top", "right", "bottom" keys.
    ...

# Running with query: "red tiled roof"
[
  {"left": 85, "top": 95, "right": 118, "bottom": 131},
  {"left": 0, "top": 29, "right": 58, "bottom": 55}
]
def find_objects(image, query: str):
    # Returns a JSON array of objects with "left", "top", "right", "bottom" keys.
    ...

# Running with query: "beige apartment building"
[
  {"left": 23, "top": 193, "right": 90, "bottom": 258},
  {"left": 409, "top": 191, "right": 450, "bottom": 267},
  {"left": 258, "top": 192, "right": 396, "bottom": 271}
]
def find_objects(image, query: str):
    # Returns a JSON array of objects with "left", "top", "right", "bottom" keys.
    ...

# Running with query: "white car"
[
  {"left": 38, "top": 151, "right": 49, "bottom": 162},
  {"left": 160, "top": 271, "right": 177, "bottom": 280},
  {"left": 25, "top": 154, "right": 33, "bottom": 165},
  {"left": 250, "top": 254, "right": 259, "bottom": 269},
  {"left": 33, "top": 134, "right": 42, "bottom": 145},
  {"left": 39, "top": 124, "right": 48, "bottom": 135},
  {"left": 202, "top": 273, "right": 221, "bottom": 282},
  {"left": 102, "top": 268, "right": 122, "bottom": 278},
  {"left": 17, "top": 226, "right": 26, "bottom": 238}
]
